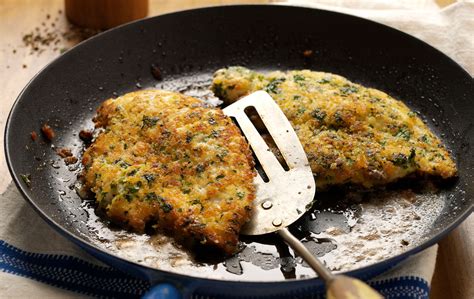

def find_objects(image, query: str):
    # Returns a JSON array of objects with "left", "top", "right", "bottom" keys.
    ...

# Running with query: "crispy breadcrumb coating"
[
  {"left": 83, "top": 90, "right": 256, "bottom": 253},
  {"left": 211, "top": 67, "right": 456, "bottom": 189}
]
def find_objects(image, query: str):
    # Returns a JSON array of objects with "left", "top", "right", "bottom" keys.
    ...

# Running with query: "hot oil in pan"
[
  {"left": 76, "top": 74, "right": 447, "bottom": 281},
  {"left": 81, "top": 180, "right": 446, "bottom": 281}
]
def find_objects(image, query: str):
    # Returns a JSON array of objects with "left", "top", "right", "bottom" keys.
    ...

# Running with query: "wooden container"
[{"left": 65, "top": 0, "right": 148, "bottom": 29}]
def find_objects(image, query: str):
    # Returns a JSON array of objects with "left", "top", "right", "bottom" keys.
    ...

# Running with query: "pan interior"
[
  {"left": 28, "top": 73, "right": 456, "bottom": 282},
  {"left": 5, "top": 5, "right": 473, "bottom": 283}
]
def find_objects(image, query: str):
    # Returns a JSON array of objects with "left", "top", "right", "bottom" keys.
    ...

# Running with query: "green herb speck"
[
  {"left": 395, "top": 128, "right": 411, "bottom": 141},
  {"left": 317, "top": 78, "right": 331, "bottom": 84},
  {"left": 212, "top": 82, "right": 226, "bottom": 98},
  {"left": 127, "top": 169, "right": 137, "bottom": 176},
  {"left": 340, "top": 85, "right": 359, "bottom": 95},
  {"left": 20, "top": 174, "right": 31, "bottom": 187},
  {"left": 144, "top": 174, "right": 155, "bottom": 183},
  {"left": 216, "top": 150, "right": 228, "bottom": 161},
  {"left": 311, "top": 109, "right": 327, "bottom": 122},
  {"left": 265, "top": 78, "right": 286, "bottom": 94},
  {"left": 392, "top": 149, "right": 416, "bottom": 169},
  {"left": 420, "top": 135, "right": 430, "bottom": 144},
  {"left": 190, "top": 199, "right": 204, "bottom": 211},
  {"left": 196, "top": 164, "right": 205, "bottom": 173},
  {"left": 293, "top": 74, "right": 305, "bottom": 83},
  {"left": 142, "top": 115, "right": 159, "bottom": 128}
]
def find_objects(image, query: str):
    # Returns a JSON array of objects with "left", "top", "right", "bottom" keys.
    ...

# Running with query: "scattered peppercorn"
[
  {"left": 56, "top": 147, "right": 73, "bottom": 158},
  {"left": 150, "top": 63, "right": 162, "bottom": 80},
  {"left": 303, "top": 49, "right": 313, "bottom": 57},
  {"left": 21, "top": 10, "right": 101, "bottom": 55},
  {"left": 41, "top": 123, "right": 55, "bottom": 141},
  {"left": 64, "top": 156, "right": 78, "bottom": 165},
  {"left": 79, "top": 129, "right": 93, "bottom": 143},
  {"left": 30, "top": 131, "right": 38, "bottom": 141}
]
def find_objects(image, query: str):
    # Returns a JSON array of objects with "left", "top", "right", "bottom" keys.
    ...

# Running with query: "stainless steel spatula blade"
[
  {"left": 223, "top": 91, "right": 382, "bottom": 299},
  {"left": 223, "top": 91, "right": 315, "bottom": 235}
]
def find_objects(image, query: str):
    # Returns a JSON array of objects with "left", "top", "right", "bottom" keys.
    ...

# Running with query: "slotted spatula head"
[
  {"left": 222, "top": 91, "right": 382, "bottom": 299},
  {"left": 223, "top": 91, "right": 382, "bottom": 299},
  {"left": 223, "top": 91, "right": 316, "bottom": 235}
]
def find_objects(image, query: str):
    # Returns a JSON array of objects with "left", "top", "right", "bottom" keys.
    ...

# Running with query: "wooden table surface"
[{"left": 0, "top": 1, "right": 472, "bottom": 298}]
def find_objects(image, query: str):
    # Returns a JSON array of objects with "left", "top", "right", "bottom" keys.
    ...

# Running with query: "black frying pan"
[{"left": 5, "top": 5, "right": 473, "bottom": 298}]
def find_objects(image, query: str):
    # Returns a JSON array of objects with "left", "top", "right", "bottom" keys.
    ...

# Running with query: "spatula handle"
[
  {"left": 277, "top": 228, "right": 383, "bottom": 299},
  {"left": 327, "top": 275, "right": 383, "bottom": 299},
  {"left": 278, "top": 227, "right": 334, "bottom": 281}
]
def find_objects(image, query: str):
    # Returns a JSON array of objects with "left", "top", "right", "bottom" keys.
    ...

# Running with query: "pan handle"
[{"left": 142, "top": 283, "right": 182, "bottom": 299}]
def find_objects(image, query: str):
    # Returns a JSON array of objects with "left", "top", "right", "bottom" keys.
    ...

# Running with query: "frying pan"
[{"left": 4, "top": 5, "right": 473, "bottom": 298}]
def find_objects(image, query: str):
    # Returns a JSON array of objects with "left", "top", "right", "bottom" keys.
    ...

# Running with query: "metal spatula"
[{"left": 223, "top": 91, "right": 382, "bottom": 299}]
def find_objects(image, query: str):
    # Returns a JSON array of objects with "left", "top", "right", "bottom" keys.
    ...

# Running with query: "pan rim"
[{"left": 4, "top": 4, "right": 474, "bottom": 285}]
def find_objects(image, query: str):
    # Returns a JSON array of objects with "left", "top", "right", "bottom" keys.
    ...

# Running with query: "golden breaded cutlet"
[
  {"left": 211, "top": 67, "right": 457, "bottom": 189},
  {"left": 82, "top": 90, "right": 256, "bottom": 254}
]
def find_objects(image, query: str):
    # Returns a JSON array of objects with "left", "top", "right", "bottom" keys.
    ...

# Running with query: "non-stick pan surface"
[{"left": 5, "top": 4, "right": 473, "bottom": 297}]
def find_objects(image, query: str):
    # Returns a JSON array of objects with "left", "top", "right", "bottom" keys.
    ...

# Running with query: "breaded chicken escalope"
[
  {"left": 82, "top": 90, "right": 256, "bottom": 254},
  {"left": 211, "top": 67, "right": 456, "bottom": 189}
]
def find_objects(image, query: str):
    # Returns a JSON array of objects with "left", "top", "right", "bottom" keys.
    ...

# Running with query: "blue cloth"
[{"left": 0, "top": 240, "right": 430, "bottom": 299}]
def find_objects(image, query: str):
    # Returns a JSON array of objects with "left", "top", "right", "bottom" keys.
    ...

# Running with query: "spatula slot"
[
  {"left": 244, "top": 106, "right": 290, "bottom": 172},
  {"left": 229, "top": 115, "right": 270, "bottom": 183},
  {"left": 252, "top": 152, "right": 271, "bottom": 183}
]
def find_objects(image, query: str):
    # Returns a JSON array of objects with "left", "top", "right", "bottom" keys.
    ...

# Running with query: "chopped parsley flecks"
[
  {"left": 142, "top": 115, "right": 159, "bottom": 128},
  {"left": 127, "top": 169, "right": 138, "bottom": 176},
  {"left": 145, "top": 192, "right": 172, "bottom": 212},
  {"left": 208, "top": 117, "right": 217, "bottom": 125},
  {"left": 212, "top": 82, "right": 226, "bottom": 98},
  {"left": 395, "top": 128, "right": 411, "bottom": 141},
  {"left": 115, "top": 159, "right": 130, "bottom": 169},
  {"left": 20, "top": 174, "right": 31, "bottom": 187},
  {"left": 265, "top": 78, "right": 286, "bottom": 94},
  {"left": 186, "top": 134, "right": 193, "bottom": 143},
  {"left": 333, "top": 111, "right": 344, "bottom": 125},
  {"left": 216, "top": 150, "right": 229, "bottom": 161},
  {"left": 190, "top": 199, "right": 204, "bottom": 211},
  {"left": 391, "top": 149, "right": 416, "bottom": 169},
  {"left": 317, "top": 77, "right": 331, "bottom": 84},
  {"left": 420, "top": 135, "right": 430, "bottom": 144},
  {"left": 311, "top": 108, "right": 327, "bottom": 122},
  {"left": 340, "top": 85, "right": 359, "bottom": 95},
  {"left": 293, "top": 74, "right": 305, "bottom": 83},
  {"left": 210, "top": 130, "right": 220, "bottom": 138},
  {"left": 143, "top": 174, "right": 155, "bottom": 184},
  {"left": 196, "top": 164, "right": 205, "bottom": 173}
]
